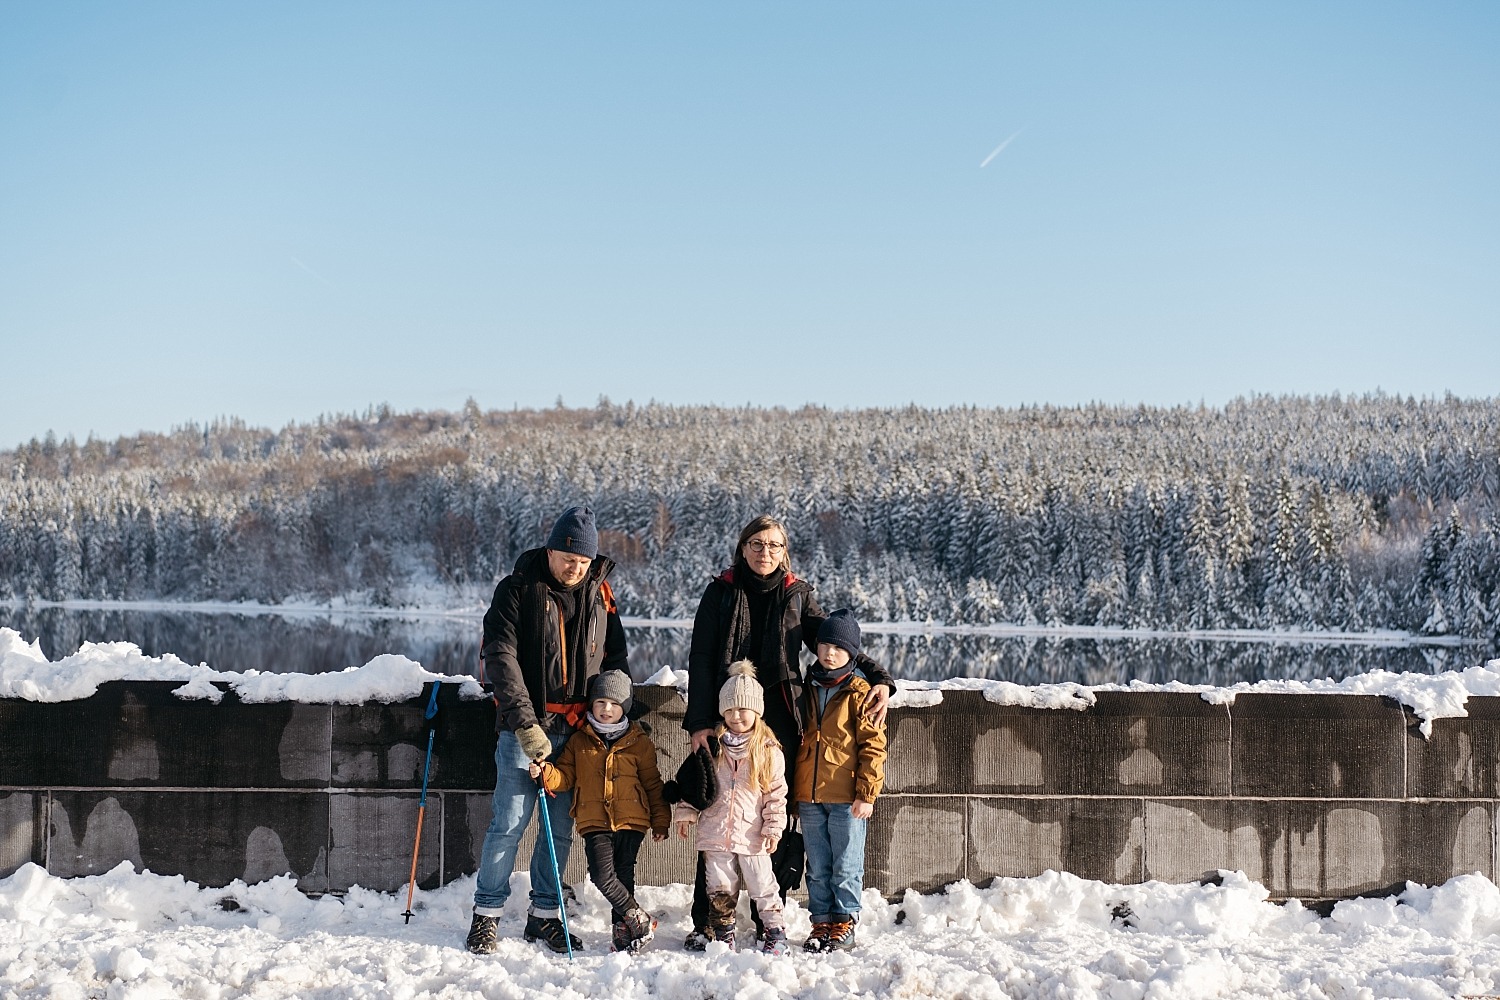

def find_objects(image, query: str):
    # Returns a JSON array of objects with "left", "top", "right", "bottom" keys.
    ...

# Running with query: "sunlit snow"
[{"left": 3, "top": 862, "right": 1500, "bottom": 999}]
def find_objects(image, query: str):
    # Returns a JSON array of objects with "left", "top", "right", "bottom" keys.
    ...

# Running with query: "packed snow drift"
[{"left": 4, "top": 862, "right": 1500, "bottom": 999}]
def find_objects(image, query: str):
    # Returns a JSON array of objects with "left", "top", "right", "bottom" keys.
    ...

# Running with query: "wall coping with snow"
[{"left": 4, "top": 674, "right": 1500, "bottom": 903}]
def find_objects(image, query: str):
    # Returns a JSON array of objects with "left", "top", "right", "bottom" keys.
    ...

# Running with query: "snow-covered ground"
[{"left": 4, "top": 862, "right": 1500, "bottom": 1000}]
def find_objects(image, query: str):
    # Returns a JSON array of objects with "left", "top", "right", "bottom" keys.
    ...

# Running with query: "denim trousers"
[
  {"left": 798, "top": 801, "right": 867, "bottom": 921},
  {"left": 472, "top": 730, "right": 574, "bottom": 916}
]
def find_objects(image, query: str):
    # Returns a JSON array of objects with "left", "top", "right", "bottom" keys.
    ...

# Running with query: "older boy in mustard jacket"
[{"left": 793, "top": 610, "right": 887, "bottom": 953}]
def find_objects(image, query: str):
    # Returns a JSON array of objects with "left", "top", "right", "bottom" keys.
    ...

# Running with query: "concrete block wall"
[{"left": 1, "top": 682, "right": 1495, "bottom": 903}]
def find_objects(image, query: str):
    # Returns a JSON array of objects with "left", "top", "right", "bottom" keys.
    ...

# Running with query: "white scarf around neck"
[{"left": 588, "top": 713, "right": 629, "bottom": 740}]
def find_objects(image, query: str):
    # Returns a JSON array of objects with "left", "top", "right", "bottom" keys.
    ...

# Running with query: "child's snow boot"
[
  {"left": 802, "top": 921, "right": 831, "bottom": 953},
  {"left": 760, "top": 926, "right": 791, "bottom": 956},
  {"left": 611, "top": 919, "right": 632, "bottom": 953},
  {"left": 707, "top": 891, "right": 738, "bottom": 951},
  {"left": 623, "top": 907, "right": 657, "bottom": 953},
  {"left": 824, "top": 918, "right": 856, "bottom": 951}
]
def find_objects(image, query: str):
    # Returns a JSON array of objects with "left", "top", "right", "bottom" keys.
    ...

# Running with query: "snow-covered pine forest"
[{"left": 2, "top": 395, "right": 1498, "bottom": 654}]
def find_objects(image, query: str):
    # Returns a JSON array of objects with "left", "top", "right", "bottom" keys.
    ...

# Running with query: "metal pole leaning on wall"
[{"left": 402, "top": 681, "right": 441, "bottom": 923}]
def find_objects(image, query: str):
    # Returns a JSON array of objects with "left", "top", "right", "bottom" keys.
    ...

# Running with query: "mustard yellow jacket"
[
  {"left": 540, "top": 722, "right": 671, "bottom": 835},
  {"left": 793, "top": 674, "right": 887, "bottom": 805}
]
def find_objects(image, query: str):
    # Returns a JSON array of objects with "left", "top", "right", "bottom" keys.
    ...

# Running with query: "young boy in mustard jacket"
[
  {"left": 532, "top": 671, "right": 670, "bottom": 952},
  {"left": 794, "top": 609, "right": 887, "bottom": 953}
]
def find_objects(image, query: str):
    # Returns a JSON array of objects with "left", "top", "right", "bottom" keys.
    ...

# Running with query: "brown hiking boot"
[{"left": 824, "top": 918, "right": 856, "bottom": 951}]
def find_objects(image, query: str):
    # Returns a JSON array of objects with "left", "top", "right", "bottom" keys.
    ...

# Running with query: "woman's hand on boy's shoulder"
[{"left": 860, "top": 685, "right": 889, "bottom": 727}]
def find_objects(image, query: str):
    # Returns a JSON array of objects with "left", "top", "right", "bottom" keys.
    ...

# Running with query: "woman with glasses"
[{"left": 677, "top": 514, "right": 893, "bottom": 949}]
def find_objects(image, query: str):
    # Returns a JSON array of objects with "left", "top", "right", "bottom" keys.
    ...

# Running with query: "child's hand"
[
  {"left": 851, "top": 799, "right": 873, "bottom": 820},
  {"left": 527, "top": 761, "right": 542, "bottom": 779},
  {"left": 676, "top": 820, "right": 693, "bottom": 839},
  {"left": 652, "top": 830, "right": 667, "bottom": 842},
  {"left": 763, "top": 836, "right": 779, "bottom": 855}
]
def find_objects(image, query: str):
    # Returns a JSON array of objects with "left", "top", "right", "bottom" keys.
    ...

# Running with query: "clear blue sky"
[{"left": 2, "top": 2, "right": 1496, "bottom": 447}]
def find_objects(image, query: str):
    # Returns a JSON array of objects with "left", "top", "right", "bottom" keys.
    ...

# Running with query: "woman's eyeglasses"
[{"left": 746, "top": 539, "right": 786, "bottom": 554}]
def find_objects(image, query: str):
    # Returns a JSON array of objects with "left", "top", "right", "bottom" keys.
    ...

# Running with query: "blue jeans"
[
  {"left": 473, "top": 730, "right": 574, "bottom": 916},
  {"left": 799, "top": 801, "right": 867, "bottom": 922}
]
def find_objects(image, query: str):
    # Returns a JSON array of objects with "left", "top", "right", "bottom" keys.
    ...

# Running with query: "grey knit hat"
[
  {"left": 589, "top": 670, "right": 633, "bottom": 714},
  {"left": 718, "top": 659, "right": 764, "bottom": 717},
  {"left": 546, "top": 505, "right": 598, "bottom": 559}
]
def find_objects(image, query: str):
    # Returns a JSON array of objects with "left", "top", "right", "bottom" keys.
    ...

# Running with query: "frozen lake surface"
[{"left": 0, "top": 602, "right": 1475, "bottom": 687}]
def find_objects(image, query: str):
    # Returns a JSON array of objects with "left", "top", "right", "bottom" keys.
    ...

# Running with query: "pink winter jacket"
[{"left": 672, "top": 743, "right": 788, "bottom": 855}]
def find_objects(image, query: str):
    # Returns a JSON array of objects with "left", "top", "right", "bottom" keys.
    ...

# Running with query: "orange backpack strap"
[
  {"left": 544, "top": 700, "right": 588, "bottom": 729},
  {"left": 599, "top": 579, "right": 618, "bottom": 615}
]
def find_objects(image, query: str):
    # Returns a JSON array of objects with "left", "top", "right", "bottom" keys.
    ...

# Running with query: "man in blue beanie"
[{"left": 467, "top": 504, "right": 631, "bottom": 955}]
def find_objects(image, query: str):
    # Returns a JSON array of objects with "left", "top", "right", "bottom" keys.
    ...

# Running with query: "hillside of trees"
[{"left": 2, "top": 395, "right": 1498, "bottom": 655}]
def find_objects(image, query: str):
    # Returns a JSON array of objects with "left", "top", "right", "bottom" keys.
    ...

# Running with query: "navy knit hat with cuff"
[
  {"left": 546, "top": 505, "right": 598, "bottom": 559},
  {"left": 817, "top": 608, "right": 862, "bottom": 659}
]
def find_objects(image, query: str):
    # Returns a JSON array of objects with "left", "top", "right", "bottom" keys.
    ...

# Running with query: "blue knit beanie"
[
  {"left": 545, "top": 506, "right": 598, "bottom": 558},
  {"left": 817, "top": 609, "right": 862, "bottom": 659}
]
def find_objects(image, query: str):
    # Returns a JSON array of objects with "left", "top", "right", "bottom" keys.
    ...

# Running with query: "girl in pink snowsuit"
[{"left": 673, "top": 660, "right": 790, "bottom": 954}]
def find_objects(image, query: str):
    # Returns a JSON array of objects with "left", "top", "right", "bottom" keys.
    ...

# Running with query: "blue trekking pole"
[
  {"left": 402, "top": 681, "right": 442, "bottom": 923},
  {"left": 534, "top": 775, "right": 575, "bottom": 962}
]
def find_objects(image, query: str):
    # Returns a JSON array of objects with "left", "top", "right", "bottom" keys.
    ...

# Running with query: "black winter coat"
[
  {"left": 482, "top": 547, "right": 628, "bottom": 732},
  {"left": 682, "top": 568, "right": 894, "bottom": 738}
]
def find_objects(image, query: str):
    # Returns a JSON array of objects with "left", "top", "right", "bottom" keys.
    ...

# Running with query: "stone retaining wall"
[{"left": 2, "top": 682, "right": 1494, "bottom": 902}]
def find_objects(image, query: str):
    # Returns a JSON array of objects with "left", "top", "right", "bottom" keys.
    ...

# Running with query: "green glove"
[{"left": 516, "top": 724, "right": 551, "bottom": 762}]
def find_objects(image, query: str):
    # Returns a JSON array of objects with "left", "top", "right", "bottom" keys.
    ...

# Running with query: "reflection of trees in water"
[
  {"left": 623, "top": 630, "right": 1463, "bottom": 685},
  {"left": 0, "top": 608, "right": 1467, "bottom": 686},
  {"left": 860, "top": 633, "right": 1456, "bottom": 685}
]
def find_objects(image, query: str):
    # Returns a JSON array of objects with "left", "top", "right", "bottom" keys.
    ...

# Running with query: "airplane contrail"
[
  {"left": 980, "top": 129, "right": 1023, "bottom": 168},
  {"left": 290, "top": 256, "right": 334, "bottom": 287}
]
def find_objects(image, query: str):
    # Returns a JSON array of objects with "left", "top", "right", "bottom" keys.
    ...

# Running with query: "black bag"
[{"left": 770, "top": 814, "right": 805, "bottom": 894}]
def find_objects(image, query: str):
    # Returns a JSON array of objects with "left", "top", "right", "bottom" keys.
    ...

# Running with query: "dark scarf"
[
  {"left": 527, "top": 565, "right": 589, "bottom": 702},
  {"left": 549, "top": 566, "right": 588, "bottom": 701},
  {"left": 721, "top": 558, "right": 786, "bottom": 683},
  {"left": 809, "top": 663, "right": 855, "bottom": 687}
]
